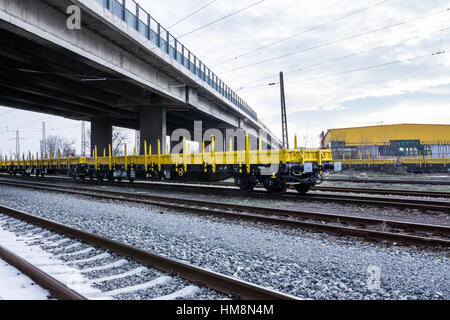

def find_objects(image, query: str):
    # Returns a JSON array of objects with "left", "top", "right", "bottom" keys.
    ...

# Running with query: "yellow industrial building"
[
  {"left": 322, "top": 124, "right": 450, "bottom": 172},
  {"left": 323, "top": 124, "right": 449, "bottom": 146}
]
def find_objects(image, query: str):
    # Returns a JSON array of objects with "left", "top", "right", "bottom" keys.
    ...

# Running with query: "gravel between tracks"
[
  {"left": 16, "top": 179, "right": 449, "bottom": 227},
  {"left": 84, "top": 183, "right": 450, "bottom": 227},
  {"left": 0, "top": 185, "right": 448, "bottom": 300},
  {"left": 0, "top": 213, "right": 224, "bottom": 300}
]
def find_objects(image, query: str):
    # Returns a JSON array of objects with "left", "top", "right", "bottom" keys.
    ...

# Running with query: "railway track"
[
  {"left": 311, "top": 186, "right": 450, "bottom": 199},
  {"left": 0, "top": 205, "right": 297, "bottom": 300},
  {"left": 1, "top": 173, "right": 449, "bottom": 199},
  {"left": 0, "top": 179, "right": 449, "bottom": 247},
  {"left": 0, "top": 244, "right": 86, "bottom": 300},
  {"left": 324, "top": 178, "right": 450, "bottom": 186},
  {"left": 1, "top": 176, "right": 449, "bottom": 209}
]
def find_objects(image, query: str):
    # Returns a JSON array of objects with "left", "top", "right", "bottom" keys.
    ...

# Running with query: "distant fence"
[{"left": 331, "top": 143, "right": 449, "bottom": 172}]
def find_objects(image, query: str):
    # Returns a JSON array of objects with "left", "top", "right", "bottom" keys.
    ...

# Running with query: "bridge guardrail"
[{"left": 94, "top": 0, "right": 258, "bottom": 121}]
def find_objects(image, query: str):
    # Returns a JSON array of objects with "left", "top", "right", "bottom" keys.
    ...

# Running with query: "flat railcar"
[{"left": 0, "top": 135, "right": 341, "bottom": 195}]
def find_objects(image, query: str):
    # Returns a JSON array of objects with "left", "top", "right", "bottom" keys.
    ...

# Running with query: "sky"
[{"left": 0, "top": 0, "right": 449, "bottom": 156}]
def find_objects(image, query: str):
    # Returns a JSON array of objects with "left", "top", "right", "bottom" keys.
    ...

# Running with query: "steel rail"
[
  {"left": 0, "top": 245, "right": 86, "bottom": 300},
  {"left": 294, "top": 193, "right": 450, "bottom": 211},
  {"left": 0, "top": 179, "right": 449, "bottom": 247},
  {"left": 1, "top": 173, "right": 449, "bottom": 199},
  {"left": 0, "top": 176, "right": 448, "bottom": 210},
  {"left": 0, "top": 205, "right": 298, "bottom": 300},
  {"left": 132, "top": 180, "right": 450, "bottom": 200},
  {"left": 311, "top": 186, "right": 450, "bottom": 199},
  {"left": 323, "top": 178, "right": 450, "bottom": 186}
]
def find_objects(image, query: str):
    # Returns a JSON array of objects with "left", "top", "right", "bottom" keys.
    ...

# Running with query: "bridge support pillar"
[
  {"left": 140, "top": 106, "right": 167, "bottom": 155},
  {"left": 90, "top": 117, "right": 112, "bottom": 156}
]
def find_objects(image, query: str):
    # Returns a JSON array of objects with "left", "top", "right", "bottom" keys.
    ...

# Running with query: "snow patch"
[{"left": 0, "top": 223, "right": 102, "bottom": 298}]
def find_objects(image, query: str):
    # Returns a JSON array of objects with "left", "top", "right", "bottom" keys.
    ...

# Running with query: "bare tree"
[
  {"left": 44, "top": 135, "right": 76, "bottom": 157},
  {"left": 111, "top": 127, "right": 128, "bottom": 155}
]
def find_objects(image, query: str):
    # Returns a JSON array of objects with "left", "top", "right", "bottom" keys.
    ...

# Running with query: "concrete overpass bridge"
[{"left": 0, "top": 0, "right": 281, "bottom": 154}]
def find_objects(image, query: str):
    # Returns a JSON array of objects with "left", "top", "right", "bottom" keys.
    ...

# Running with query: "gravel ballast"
[
  {"left": 0, "top": 212, "right": 224, "bottom": 300},
  {"left": 0, "top": 185, "right": 448, "bottom": 300}
]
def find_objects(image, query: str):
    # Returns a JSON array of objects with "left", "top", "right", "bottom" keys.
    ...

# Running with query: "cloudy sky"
[{"left": 0, "top": 0, "right": 449, "bottom": 155}]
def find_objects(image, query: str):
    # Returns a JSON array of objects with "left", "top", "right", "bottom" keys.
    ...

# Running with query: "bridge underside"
[
  {"left": 0, "top": 27, "right": 228, "bottom": 149},
  {"left": 0, "top": 0, "right": 281, "bottom": 155}
]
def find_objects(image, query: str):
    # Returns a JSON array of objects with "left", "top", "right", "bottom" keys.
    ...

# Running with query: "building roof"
[{"left": 323, "top": 123, "right": 450, "bottom": 146}]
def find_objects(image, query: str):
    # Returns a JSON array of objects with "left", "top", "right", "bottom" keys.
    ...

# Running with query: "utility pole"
[
  {"left": 279, "top": 72, "right": 289, "bottom": 149},
  {"left": 9, "top": 130, "right": 24, "bottom": 160},
  {"left": 40, "top": 122, "right": 46, "bottom": 156},
  {"left": 15, "top": 130, "right": 20, "bottom": 158},
  {"left": 135, "top": 130, "right": 140, "bottom": 155},
  {"left": 81, "top": 121, "right": 86, "bottom": 156}
]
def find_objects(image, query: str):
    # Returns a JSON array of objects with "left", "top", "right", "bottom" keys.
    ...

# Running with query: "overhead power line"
[
  {"left": 238, "top": 26, "right": 450, "bottom": 89},
  {"left": 168, "top": 0, "right": 219, "bottom": 29},
  {"left": 212, "top": 0, "right": 391, "bottom": 67},
  {"left": 245, "top": 50, "right": 447, "bottom": 92},
  {"left": 177, "top": 0, "right": 267, "bottom": 39},
  {"left": 219, "top": 7, "right": 450, "bottom": 75},
  {"left": 292, "top": 50, "right": 447, "bottom": 85},
  {"left": 0, "top": 66, "right": 125, "bottom": 82}
]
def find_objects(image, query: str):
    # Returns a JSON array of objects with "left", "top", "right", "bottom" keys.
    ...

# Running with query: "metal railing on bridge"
[{"left": 95, "top": 0, "right": 258, "bottom": 121}]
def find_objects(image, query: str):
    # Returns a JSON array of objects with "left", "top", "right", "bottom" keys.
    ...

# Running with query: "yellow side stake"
[
  {"left": 245, "top": 133, "right": 250, "bottom": 173},
  {"left": 211, "top": 136, "right": 216, "bottom": 173},
  {"left": 95, "top": 146, "right": 98, "bottom": 171},
  {"left": 183, "top": 138, "right": 187, "bottom": 172},
  {"left": 108, "top": 144, "right": 112, "bottom": 171},
  {"left": 124, "top": 144, "right": 128, "bottom": 172},
  {"left": 144, "top": 141, "right": 148, "bottom": 172},
  {"left": 202, "top": 141, "right": 206, "bottom": 172},
  {"left": 149, "top": 144, "right": 153, "bottom": 172},
  {"left": 157, "top": 139, "right": 161, "bottom": 171}
]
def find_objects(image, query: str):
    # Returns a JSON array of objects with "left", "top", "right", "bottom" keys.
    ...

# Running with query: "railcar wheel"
[
  {"left": 264, "top": 178, "right": 288, "bottom": 195},
  {"left": 294, "top": 184, "right": 312, "bottom": 195},
  {"left": 238, "top": 175, "right": 256, "bottom": 193}
]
